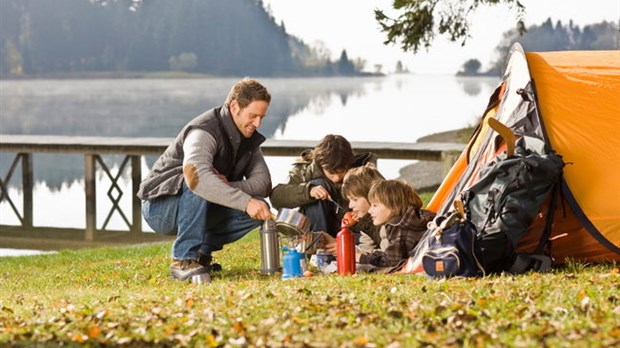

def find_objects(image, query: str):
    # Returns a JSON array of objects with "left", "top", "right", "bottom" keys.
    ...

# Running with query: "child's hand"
[
  {"left": 341, "top": 211, "right": 357, "bottom": 227},
  {"left": 321, "top": 232, "right": 337, "bottom": 254},
  {"left": 310, "top": 185, "right": 330, "bottom": 200}
]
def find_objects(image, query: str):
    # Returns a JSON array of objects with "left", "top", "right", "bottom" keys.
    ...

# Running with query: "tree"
[
  {"left": 169, "top": 52, "right": 198, "bottom": 72},
  {"left": 337, "top": 49, "right": 355, "bottom": 75},
  {"left": 394, "top": 60, "right": 410, "bottom": 74},
  {"left": 375, "top": 0, "right": 526, "bottom": 53},
  {"left": 458, "top": 58, "right": 481, "bottom": 75},
  {"left": 487, "top": 19, "right": 619, "bottom": 76}
]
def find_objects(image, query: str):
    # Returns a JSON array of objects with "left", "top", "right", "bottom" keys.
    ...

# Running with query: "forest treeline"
[
  {"left": 458, "top": 18, "right": 619, "bottom": 76},
  {"left": 0, "top": 0, "right": 367, "bottom": 77}
]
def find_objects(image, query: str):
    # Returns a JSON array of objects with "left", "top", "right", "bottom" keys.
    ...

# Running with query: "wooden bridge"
[{"left": 0, "top": 134, "right": 464, "bottom": 250}]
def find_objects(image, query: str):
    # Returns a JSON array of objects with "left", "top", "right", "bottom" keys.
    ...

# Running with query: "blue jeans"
[
  {"left": 300, "top": 178, "right": 342, "bottom": 237},
  {"left": 141, "top": 182, "right": 262, "bottom": 260}
]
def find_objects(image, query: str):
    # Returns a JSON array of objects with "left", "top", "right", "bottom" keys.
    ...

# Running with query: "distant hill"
[
  {"left": 0, "top": 0, "right": 367, "bottom": 78},
  {"left": 457, "top": 18, "right": 619, "bottom": 76}
]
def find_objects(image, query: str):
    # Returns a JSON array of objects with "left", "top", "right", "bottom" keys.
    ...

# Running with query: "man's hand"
[{"left": 246, "top": 198, "right": 271, "bottom": 220}]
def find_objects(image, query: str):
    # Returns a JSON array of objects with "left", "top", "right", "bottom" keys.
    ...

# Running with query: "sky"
[{"left": 262, "top": 0, "right": 620, "bottom": 74}]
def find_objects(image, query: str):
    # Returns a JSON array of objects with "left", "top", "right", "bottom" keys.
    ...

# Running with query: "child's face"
[
  {"left": 347, "top": 195, "right": 370, "bottom": 220},
  {"left": 368, "top": 201, "right": 393, "bottom": 226},
  {"left": 322, "top": 166, "right": 347, "bottom": 186}
]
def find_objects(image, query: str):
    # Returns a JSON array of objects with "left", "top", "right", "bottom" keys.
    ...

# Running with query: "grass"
[{"left": 2, "top": 234, "right": 619, "bottom": 347}]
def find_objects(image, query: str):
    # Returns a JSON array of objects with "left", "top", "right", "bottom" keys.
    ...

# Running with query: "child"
[
  {"left": 270, "top": 134, "right": 375, "bottom": 237},
  {"left": 340, "top": 164, "right": 385, "bottom": 253},
  {"left": 356, "top": 180, "right": 436, "bottom": 268}
]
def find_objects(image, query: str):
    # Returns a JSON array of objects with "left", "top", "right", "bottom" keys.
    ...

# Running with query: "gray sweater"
[{"left": 137, "top": 106, "right": 271, "bottom": 212}]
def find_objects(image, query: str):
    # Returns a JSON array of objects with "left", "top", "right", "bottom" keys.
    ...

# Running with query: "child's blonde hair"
[
  {"left": 341, "top": 164, "right": 385, "bottom": 199},
  {"left": 368, "top": 180, "right": 423, "bottom": 217}
]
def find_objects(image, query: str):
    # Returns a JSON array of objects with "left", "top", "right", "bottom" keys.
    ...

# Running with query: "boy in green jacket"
[{"left": 270, "top": 134, "right": 375, "bottom": 237}]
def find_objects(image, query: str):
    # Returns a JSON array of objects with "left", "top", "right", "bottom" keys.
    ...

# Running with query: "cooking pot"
[{"left": 274, "top": 208, "right": 311, "bottom": 237}]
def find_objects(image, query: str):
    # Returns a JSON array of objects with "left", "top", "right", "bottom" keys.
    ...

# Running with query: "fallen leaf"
[
  {"left": 95, "top": 310, "right": 107, "bottom": 320},
  {"left": 576, "top": 289, "right": 587, "bottom": 302},
  {"left": 354, "top": 336, "right": 369, "bottom": 346},
  {"left": 87, "top": 326, "right": 101, "bottom": 339},
  {"left": 232, "top": 321, "right": 246, "bottom": 334},
  {"left": 229, "top": 336, "right": 247, "bottom": 345},
  {"left": 71, "top": 333, "right": 88, "bottom": 343},
  {"left": 205, "top": 334, "right": 219, "bottom": 347}
]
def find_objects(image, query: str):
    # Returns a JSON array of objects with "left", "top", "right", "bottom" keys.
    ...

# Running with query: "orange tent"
[{"left": 427, "top": 44, "right": 620, "bottom": 264}]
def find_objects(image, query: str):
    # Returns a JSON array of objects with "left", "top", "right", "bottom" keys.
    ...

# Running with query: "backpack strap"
[
  {"left": 535, "top": 182, "right": 559, "bottom": 254},
  {"left": 508, "top": 182, "right": 559, "bottom": 274}
]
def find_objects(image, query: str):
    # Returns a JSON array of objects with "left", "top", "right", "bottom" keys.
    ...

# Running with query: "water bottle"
[
  {"left": 281, "top": 247, "right": 304, "bottom": 279},
  {"left": 260, "top": 219, "right": 281, "bottom": 274},
  {"left": 336, "top": 221, "right": 356, "bottom": 275}
]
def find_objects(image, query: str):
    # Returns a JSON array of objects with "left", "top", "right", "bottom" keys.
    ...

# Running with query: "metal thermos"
[{"left": 260, "top": 219, "right": 281, "bottom": 274}]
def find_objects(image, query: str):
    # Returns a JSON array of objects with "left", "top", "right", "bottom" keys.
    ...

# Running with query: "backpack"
[
  {"left": 422, "top": 202, "right": 485, "bottom": 278},
  {"left": 461, "top": 136, "right": 564, "bottom": 274}
]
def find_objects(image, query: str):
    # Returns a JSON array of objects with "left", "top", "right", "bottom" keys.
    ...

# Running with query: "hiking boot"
[
  {"left": 198, "top": 252, "right": 222, "bottom": 272},
  {"left": 170, "top": 259, "right": 208, "bottom": 281}
]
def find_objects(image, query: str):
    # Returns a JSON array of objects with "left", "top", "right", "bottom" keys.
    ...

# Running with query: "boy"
[
  {"left": 270, "top": 134, "right": 375, "bottom": 237},
  {"left": 356, "top": 180, "right": 436, "bottom": 268},
  {"left": 340, "top": 164, "right": 385, "bottom": 253}
]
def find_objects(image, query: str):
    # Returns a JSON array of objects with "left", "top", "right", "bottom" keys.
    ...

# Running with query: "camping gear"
[
  {"left": 281, "top": 247, "right": 305, "bottom": 279},
  {"left": 328, "top": 197, "right": 346, "bottom": 213},
  {"left": 336, "top": 213, "right": 356, "bottom": 275},
  {"left": 462, "top": 135, "right": 564, "bottom": 273},
  {"left": 274, "top": 208, "right": 311, "bottom": 237},
  {"left": 315, "top": 249, "right": 335, "bottom": 268},
  {"left": 422, "top": 202, "right": 485, "bottom": 278},
  {"left": 260, "top": 219, "right": 281, "bottom": 275},
  {"left": 418, "top": 43, "right": 619, "bottom": 268}
]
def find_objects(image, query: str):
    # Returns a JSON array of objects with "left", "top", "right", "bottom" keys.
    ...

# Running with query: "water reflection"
[
  {"left": 457, "top": 76, "right": 499, "bottom": 97},
  {"left": 1, "top": 75, "right": 499, "bottom": 227},
  {"left": 1, "top": 75, "right": 500, "bottom": 189}
]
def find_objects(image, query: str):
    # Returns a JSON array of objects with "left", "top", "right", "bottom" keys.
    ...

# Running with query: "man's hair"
[
  {"left": 224, "top": 77, "right": 271, "bottom": 109},
  {"left": 312, "top": 134, "right": 354, "bottom": 173},
  {"left": 341, "top": 164, "right": 385, "bottom": 199},
  {"left": 368, "top": 180, "right": 423, "bottom": 217}
]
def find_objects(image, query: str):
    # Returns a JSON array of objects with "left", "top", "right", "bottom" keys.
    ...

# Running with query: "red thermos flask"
[{"left": 336, "top": 213, "right": 356, "bottom": 275}]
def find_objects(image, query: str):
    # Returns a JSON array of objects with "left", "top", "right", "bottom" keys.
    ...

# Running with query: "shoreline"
[{"left": 397, "top": 128, "right": 472, "bottom": 192}]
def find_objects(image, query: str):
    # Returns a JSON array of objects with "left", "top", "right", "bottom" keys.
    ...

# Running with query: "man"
[
  {"left": 137, "top": 78, "right": 273, "bottom": 281},
  {"left": 270, "top": 134, "right": 376, "bottom": 237}
]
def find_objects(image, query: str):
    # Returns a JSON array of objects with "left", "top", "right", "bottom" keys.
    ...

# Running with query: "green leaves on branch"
[{"left": 375, "top": 0, "right": 527, "bottom": 53}]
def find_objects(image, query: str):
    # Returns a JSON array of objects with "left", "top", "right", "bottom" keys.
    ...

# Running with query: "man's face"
[{"left": 230, "top": 100, "right": 269, "bottom": 138}]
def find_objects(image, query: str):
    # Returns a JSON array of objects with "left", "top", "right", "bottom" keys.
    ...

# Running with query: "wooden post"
[
  {"left": 21, "top": 153, "right": 33, "bottom": 229},
  {"left": 441, "top": 150, "right": 461, "bottom": 177},
  {"left": 84, "top": 154, "right": 96, "bottom": 241},
  {"left": 131, "top": 155, "right": 142, "bottom": 234}
]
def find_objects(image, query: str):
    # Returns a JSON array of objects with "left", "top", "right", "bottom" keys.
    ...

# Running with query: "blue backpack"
[{"left": 422, "top": 209, "right": 485, "bottom": 278}]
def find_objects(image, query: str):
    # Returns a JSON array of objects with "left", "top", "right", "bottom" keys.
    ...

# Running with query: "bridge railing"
[{"left": 0, "top": 134, "right": 464, "bottom": 249}]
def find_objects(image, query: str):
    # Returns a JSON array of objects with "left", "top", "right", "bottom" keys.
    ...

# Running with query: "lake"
[{"left": 0, "top": 75, "right": 498, "bottom": 231}]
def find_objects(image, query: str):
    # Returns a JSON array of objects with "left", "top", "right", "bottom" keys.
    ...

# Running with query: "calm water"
[{"left": 0, "top": 75, "right": 498, "bottom": 231}]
